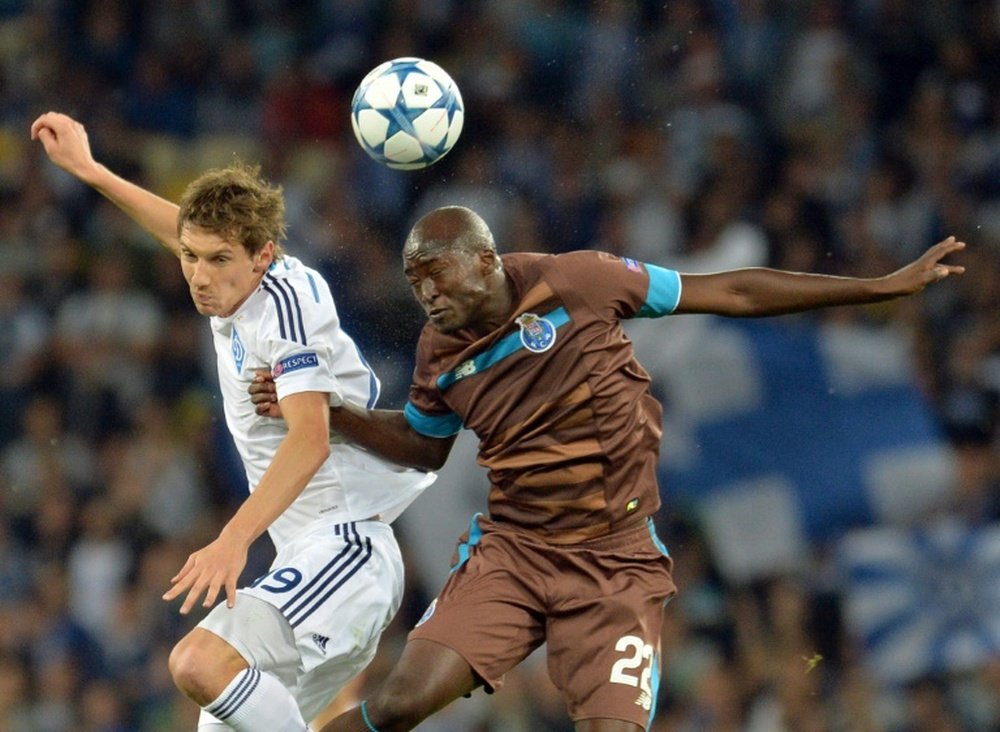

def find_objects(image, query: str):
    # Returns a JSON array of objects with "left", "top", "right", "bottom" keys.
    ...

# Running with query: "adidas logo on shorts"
[{"left": 312, "top": 633, "right": 330, "bottom": 654}]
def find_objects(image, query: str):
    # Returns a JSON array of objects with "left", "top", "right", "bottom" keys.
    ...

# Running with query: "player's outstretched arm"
[
  {"left": 250, "top": 372, "right": 453, "bottom": 472},
  {"left": 30, "top": 111, "right": 183, "bottom": 257},
  {"left": 675, "top": 236, "right": 966, "bottom": 317}
]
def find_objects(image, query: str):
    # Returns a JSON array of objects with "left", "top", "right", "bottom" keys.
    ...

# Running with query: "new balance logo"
[
  {"left": 635, "top": 690, "right": 652, "bottom": 710},
  {"left": 312, "top": 634, "right": 329, "bottom": 654}
]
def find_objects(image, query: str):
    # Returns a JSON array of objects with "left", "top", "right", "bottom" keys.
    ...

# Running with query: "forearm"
[
  {"left": 676, "top": 238, "right": 965, "bottom": 317},
  {"left": 31, "top": 113, "right": 182, "bottom": 254},
  {"left": 85, "top": 163, "right": 183, "bottom": 256},
  {"left": 677, "top": 268, "right": 894, "bottom": 317},
  {"left": 221, "top": 428, "right": 331, "bottom": 546},
  {"left": 331, "top": 403, "right": 452, "bottom": 471}
]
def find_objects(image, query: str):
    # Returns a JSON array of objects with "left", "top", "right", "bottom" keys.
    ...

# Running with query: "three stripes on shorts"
[{"left": 281, "top": 522, "right": 373, "bottom": 628}]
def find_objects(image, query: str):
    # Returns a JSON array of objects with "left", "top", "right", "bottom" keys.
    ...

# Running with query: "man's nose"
[
  {"left": 419, "top": 279, "right": 437, "bottom": 301},
  {"left": 190, "top": 261, "right": 211, "bottom": 287}
]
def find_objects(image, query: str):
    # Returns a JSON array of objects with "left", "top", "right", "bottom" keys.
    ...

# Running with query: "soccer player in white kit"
[{"left": 31, "top": 112, "right": 435, "bottom": 731}]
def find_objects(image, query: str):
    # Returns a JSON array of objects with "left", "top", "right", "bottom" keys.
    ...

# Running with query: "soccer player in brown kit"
[{"left": 251, "top": 206, "right": 966, "bottom": 731}]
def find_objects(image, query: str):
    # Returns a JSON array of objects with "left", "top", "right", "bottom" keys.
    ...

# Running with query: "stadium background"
[{"left": 1, "top": 0, "right": 999, "bottom": 729}]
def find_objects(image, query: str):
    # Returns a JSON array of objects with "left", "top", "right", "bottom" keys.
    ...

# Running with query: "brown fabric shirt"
[{"left": 405, "top": 251, "right": 682, "bottom": 544}]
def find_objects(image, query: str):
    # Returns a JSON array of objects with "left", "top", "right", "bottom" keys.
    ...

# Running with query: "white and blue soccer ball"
[{"left": 350, "top": 57, "right": 464, "bottom": 170}]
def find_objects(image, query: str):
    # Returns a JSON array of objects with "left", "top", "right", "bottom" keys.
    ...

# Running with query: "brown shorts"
[{"left": 408, "top": 514, "right": 677, "bottom": 728}]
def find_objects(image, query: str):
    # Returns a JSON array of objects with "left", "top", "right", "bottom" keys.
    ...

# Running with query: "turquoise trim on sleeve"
[
  {"left": 403, "top": 401, "right": 463, "bottom": 437},
  {"left": 635, "top": 264, "right": 682, "bottom": 317}
]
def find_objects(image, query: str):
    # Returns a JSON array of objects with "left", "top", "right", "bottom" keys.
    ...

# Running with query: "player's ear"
[
  {"left": 254, "top": 241, "right": 276, "bottom": 272},
  {"left": 479, "top": 248, "right": 499, "bottom": 274}
]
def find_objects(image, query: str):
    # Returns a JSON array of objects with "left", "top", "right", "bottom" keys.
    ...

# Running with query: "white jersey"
[{"left": 209, "top": 255, "right": 433, "bottom": 550}]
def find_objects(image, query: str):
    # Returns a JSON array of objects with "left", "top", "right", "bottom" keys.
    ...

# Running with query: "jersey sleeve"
[
  {"left": 403, "top": 330, "right": 463, "bottom": 438},
  {"left": 554, "top": 251, "right": 682, "bottom": 319},
  {"left": 257, "top": 282, "right": 341, "bottom": 401},
  {"left": 634, "top": 263, "right": 682, "bottom": 318}
]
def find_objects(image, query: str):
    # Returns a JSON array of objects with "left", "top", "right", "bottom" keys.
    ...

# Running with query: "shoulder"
[
  {"left": 500, "top": 251, "right": 551, "bottom": 277},
  {"left": 524, "top": 249, "right": 647, "bottom": 284},
  {"left": 508, "top": 249, "right": 630, "bottom": 273},
  {"left": 261, "top": 258, "right": 332, "bottom": 309},
  {"left": 254, "top": 258, "right": 337, "bottom": 343}
]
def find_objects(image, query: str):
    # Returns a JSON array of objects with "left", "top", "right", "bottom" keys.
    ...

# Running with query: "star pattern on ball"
[
  {"left": 357, "top": 68, "right": 452, "bottom": 152},
  {"left": 351, "top": 57, "right": 464, "bottom": 169},
  {"left": 388, "top": 95, "right": 454, "bottom": 155}
]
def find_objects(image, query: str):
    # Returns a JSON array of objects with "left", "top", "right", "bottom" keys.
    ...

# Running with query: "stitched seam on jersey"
[{"left": 436, "top": 306, "right": 571, "bottom": 391}]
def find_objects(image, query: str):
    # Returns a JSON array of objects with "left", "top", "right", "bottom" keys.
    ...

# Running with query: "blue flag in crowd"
[
  {"left": 839, "top": 519, "right": 1000, "bottom": 684},
  {"left": 628, "top": 316, "right": 954, "bottom": 583}
]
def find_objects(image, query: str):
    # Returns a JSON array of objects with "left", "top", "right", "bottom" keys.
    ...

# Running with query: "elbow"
[
  {"left": 317, "top": 441, "right": 332, "bottom": 464},
  {"left": 403, "top": 453, "right": 446, "bottom": 473},
  {"left": 427, "top": 444, "right": 453, "bottom": 472},
  {"left": 728, "top": 292, "right": 776, "bottom": 318},
  {"left": 410, "top": 435, "right": 452, "bottom": 472},
  {"left": 423, "top": 455, "right": 448, "bottom": 472},
  {"left": 306, "top": 438, "right": 331, "bottom": 471}
]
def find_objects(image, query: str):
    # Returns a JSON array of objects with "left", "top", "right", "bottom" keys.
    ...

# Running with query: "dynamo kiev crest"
[
  {"left": 232, "top": 328, "right": 246, "bottom": 372},
  {"left": 516, "top": 312, "right": 556, "bottom": 353}
]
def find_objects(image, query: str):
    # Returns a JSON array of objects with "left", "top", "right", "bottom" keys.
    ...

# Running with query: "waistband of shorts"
[
  {"left": 488, "top": 512, "right": 655, "bottom": 551},
  {"left": 574, "top": 513, "right": 655, "bottom": 551}
]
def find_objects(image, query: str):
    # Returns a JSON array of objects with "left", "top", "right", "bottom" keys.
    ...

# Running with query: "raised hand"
[
  {"left": 30, "top": 112, "right": 101, "bottom": 183},
  {"left": 880, "top": 236, "right": 966, "bottom": 296}
]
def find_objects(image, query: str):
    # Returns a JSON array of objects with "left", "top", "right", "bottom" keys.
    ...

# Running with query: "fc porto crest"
[
  {"left": 516, "top": 312, "right": 556, "bottom": 353},
  {"left": 231, "top": 328, "right": 246, "bottom": 372}
]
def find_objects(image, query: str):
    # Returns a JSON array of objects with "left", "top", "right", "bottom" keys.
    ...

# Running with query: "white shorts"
[{"left": 198, "top": 519, "right": 404, "bottom": 723}]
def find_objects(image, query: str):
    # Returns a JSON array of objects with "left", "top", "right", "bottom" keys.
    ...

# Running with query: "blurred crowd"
[{"left": 1, "top": 0, "right": 999, "bottom": 730}]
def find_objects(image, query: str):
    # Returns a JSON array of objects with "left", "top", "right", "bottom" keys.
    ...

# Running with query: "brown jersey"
[{"left": 405, "top": 251, "right": 682, "bottom": 544}]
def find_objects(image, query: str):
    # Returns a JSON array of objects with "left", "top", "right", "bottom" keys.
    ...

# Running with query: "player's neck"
[
  {"left": 219, "top": 274, "right": 267, "bottom": 318},
  {"left": 470, "top": 273, "right": 515, "bottom": 337}
]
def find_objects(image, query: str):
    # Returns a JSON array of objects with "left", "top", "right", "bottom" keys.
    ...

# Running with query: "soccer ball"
[{"left": 350, "top": 57, "right": 464, "bottom": 170}]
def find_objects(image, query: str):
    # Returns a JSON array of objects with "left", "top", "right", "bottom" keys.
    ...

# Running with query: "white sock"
[{"left": 202, "top": 668, "right": 308, "bottom": 732}]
